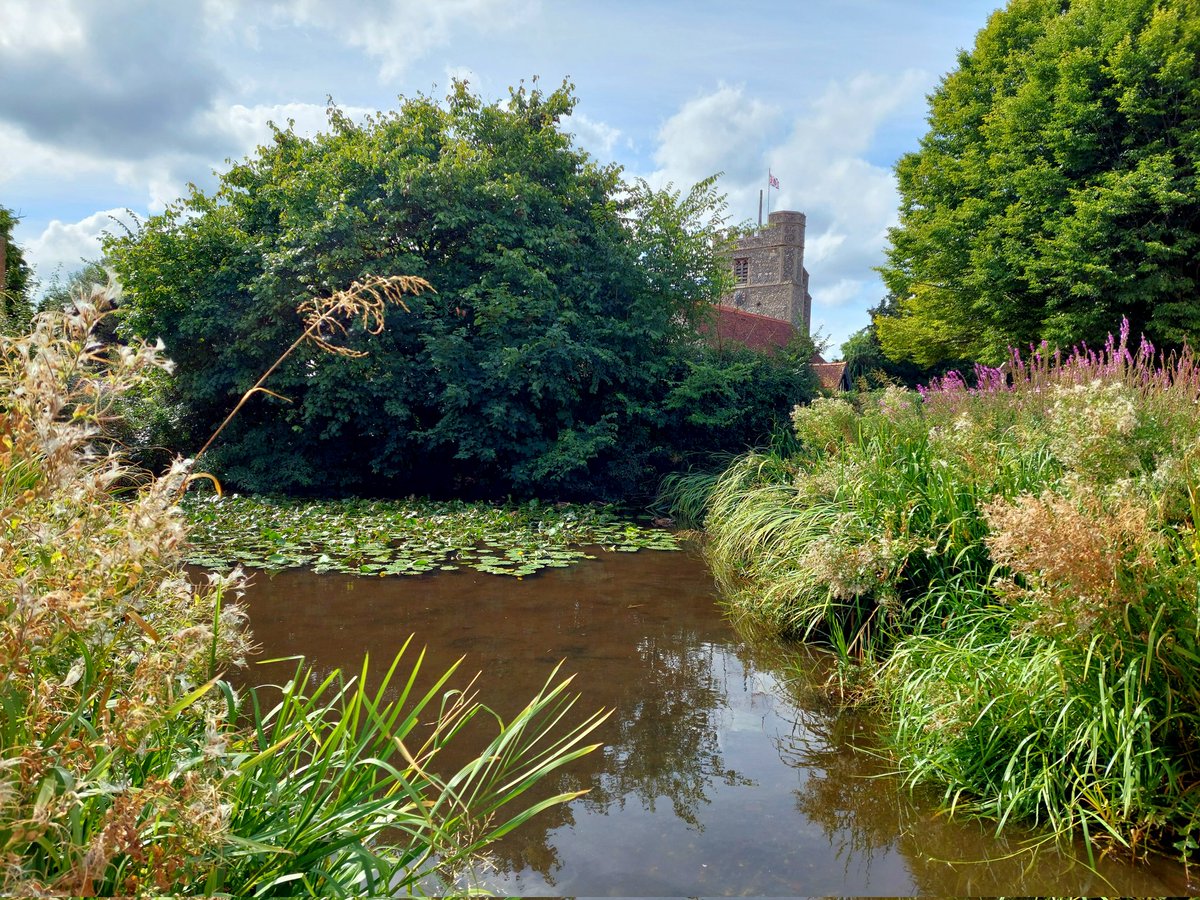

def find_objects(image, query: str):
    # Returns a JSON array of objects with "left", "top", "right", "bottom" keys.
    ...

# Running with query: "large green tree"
[
  {"left": 840, "top": 293, "right": 939, "bottom": 388},
  {"left": 879, "top": 0, "right": 1200, "bottom": 365},
  {"left": 0, "top": 206, "right": 33, "bottom": 333},
  {"left": 108, "top": 81, "right": 812, "bottom": 498}
]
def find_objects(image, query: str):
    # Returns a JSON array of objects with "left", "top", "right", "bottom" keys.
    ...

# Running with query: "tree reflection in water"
[
  {"left": 484, "top": 630, "right": 757, "bottom": 884},
  {"left": 582, "top": 637, "right": 756, "bottom": 828}
]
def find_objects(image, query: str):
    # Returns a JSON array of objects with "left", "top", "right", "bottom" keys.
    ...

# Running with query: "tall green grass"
[
  {"left": 654, "top": 466, "right": 726, "bottom": 529},
  {"left": 703, "top": 324, "right": 1200, "bottom": 859},
  {"left": 211, "top": 651, "right": 605, "bottom": 896}
]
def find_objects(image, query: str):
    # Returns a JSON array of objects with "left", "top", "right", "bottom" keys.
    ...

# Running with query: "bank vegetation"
[
  {"left": 694, "top": 322, "right": 1200, "bottom": 861},
  {"left": 0, "top": 290, "right": 606, "bottom": 895}
]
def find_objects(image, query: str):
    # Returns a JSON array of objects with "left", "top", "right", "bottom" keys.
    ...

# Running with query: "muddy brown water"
[{"left": 237, "top": 545, "right": 1193, "bottom": 897}]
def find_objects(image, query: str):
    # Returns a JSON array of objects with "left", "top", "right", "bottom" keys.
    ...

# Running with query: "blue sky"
[{"left": 0, "top": 0, "right": 1001, "bottom": 355}]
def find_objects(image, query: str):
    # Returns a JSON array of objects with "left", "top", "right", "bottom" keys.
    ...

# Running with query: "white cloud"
[
  {"left": 756, "top": 71, "right": 927, "bottom": 310},
  {"left": 812, "top": 278, "right": 864, "bottom": 309},
  {"left": 210, "top": 101, "right": 374, "bottom": 158},
  {"left": 201, "top": 0, "right": 241, "bottom": 28},
  {"left": 0, "top": 1, "right": 228, "bottom": 159},
  {"left": 806, "top": 229, "right": 846, "bottom": 265},
  {"left": 272, "top": 0, "right": 537, "bottom": 80},
  {"left": 0, "top": 123, "right": 105, "bottom": 186},
  {"left": 26, "top": 209, "right": 142, "bottom": 283},
  {"left": 768, "top": 71, "right": 927, "bottom": 253},
  {"left": 651, "top": 85, "right": 781, "bottom": 189},
  {"left": 0, "top": 121, "right": 193, "bottom": 216},
  {"left": 567, "top": 113, "right": 622, "bottom": 160},
  {"left": 803, "top": 70, "right": 928, "bottom": 158},
  {"left": 0, "top": 0, "right": 85, "bottom": 54},
  {"left": 443, "top": 65, "right": 483, "bottom": 91}
]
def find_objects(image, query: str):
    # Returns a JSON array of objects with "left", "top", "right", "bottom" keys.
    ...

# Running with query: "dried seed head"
[{"left": 297, "top": 274, "right": 434, "bottom": 357}]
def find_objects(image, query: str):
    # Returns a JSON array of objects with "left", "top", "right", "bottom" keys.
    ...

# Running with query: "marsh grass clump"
[
  {"left": 654, "top": 467, "right": 727, "bottom": 530},
  {"left": 0, "top": 281, "right": 607, "bottom": 895},
  {"left": 704, "top": 320, "right": 1200, "bottom": 859}
]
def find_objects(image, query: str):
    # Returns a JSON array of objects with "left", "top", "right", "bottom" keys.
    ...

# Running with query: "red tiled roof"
[
  {"left": 812, "top": 361, "right": 849, "bottom": 392},
  {"left": 705, "top": 306, "right": 798, "bottom": 353}
]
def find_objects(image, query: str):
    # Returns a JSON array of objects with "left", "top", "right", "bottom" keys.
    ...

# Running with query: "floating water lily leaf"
[{"left": 183, "top": 496, "right": 680, "bottom": 579}]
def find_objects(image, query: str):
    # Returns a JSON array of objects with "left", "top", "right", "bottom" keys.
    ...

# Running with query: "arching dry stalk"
[
  {"left": 298, "top": 273, "right": 431, "bottom": 357},
  {"left": 189, "top": 274, "right": 433, "bottom": 473}
]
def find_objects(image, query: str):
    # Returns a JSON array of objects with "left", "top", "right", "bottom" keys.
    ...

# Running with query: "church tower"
[{"left": 720, "top": 210, "right": 811, "bottom": 335}]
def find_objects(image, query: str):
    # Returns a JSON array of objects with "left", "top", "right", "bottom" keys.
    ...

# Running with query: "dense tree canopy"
[
  {"left": 879, "top": 0, "right": 1200, "bottom": 365},
  {"left": 0, "top": 205, "right": 33, "bottom": 333},
  {"left": 108, "top": 81, "right": 814, "bottom": 498}
]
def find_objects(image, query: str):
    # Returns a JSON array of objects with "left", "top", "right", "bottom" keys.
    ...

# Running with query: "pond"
[{"left": 238, "top": 545, "right": 1193, "bottom": 897}]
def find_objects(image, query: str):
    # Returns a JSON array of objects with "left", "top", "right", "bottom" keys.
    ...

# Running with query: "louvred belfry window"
[{"left": 733, "top": 257, "right": 749, "bottom": 284}]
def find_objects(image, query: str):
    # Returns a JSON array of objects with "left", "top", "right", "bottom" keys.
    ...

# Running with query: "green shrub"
[{"left": 106, "top": 81, "right": 813, "bottom": 501}]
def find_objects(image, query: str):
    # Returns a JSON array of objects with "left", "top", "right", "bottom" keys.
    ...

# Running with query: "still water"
[{"left": 240, "top": 545, "right": 1192, "bottom": 897}]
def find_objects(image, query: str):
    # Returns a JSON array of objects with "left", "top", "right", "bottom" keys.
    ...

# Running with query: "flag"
[{"left": 768, "top": 172, "right": 780, "bottom": 190}]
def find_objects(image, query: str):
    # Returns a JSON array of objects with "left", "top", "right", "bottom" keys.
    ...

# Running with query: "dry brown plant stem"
[{"left": 187, "top": 274, "right": 432, "bottom": 482}]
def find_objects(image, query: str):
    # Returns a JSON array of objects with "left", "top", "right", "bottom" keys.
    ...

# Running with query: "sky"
[{"left": 0, "top": 0, "right": 1002, "bottom": 356}]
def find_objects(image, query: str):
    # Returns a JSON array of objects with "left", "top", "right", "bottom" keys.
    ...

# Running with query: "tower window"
[{"left": 733, "top": 257, "right": 749, "bottom": 284}]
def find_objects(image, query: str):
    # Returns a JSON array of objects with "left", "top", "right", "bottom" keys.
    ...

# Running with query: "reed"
[{"left": 210, "top": 652, "right": 606, "bottom": 896}]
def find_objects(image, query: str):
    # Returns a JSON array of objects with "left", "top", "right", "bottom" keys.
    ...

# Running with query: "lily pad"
[{"left": 182, "top": 495, "right": 680, "bottom": 579}]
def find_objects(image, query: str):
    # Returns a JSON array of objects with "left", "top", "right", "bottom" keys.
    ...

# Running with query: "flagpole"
[{"left": 767, "top": 169, "right": 773, "bottom": 218}]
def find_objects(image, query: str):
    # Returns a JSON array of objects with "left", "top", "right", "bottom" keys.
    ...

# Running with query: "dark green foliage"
[
  {"left": 879, "top": 0, "right": 1200, "bottom": 365},
  {"left": 661, "top": 335, "right": 819, "bottom": 459},
  {"left": 107, "top": 81, "right": 813, "bottom": 499},
  {"left": 0, "top": 205, "right": 33, "bottom": 333}
]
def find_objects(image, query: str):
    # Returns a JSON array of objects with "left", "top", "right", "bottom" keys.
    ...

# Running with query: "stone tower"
[{"left": 720, "top": 210, "right": 811, "bottom": 334}]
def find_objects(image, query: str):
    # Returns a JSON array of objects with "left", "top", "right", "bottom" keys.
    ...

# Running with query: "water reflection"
[
  {"left": 581, "top": 638, "right": 756, "bottom": 830},
  {"left": 235, "top": 546, "right": 1192, "bottom": 896}
]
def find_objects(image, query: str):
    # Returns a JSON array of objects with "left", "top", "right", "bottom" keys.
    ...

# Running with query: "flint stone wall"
[{"left": 721, "top": 210, "right": 812, "bottom": 334}]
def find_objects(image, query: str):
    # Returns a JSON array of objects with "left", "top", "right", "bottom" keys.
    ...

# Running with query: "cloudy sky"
[{"left": 1, "top": 0, "right": 1000, "bottom": 355}]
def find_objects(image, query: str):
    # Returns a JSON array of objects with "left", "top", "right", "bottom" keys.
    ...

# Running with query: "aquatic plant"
[
  {"left": 704, "top": 320, "right": 1200, "bottom": 859},
  {"left": 0, "top": 284, "right": 608, "bottom": 894},
  {"left": 184, "top": 494, "right": 678, "bottom": 578}
]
